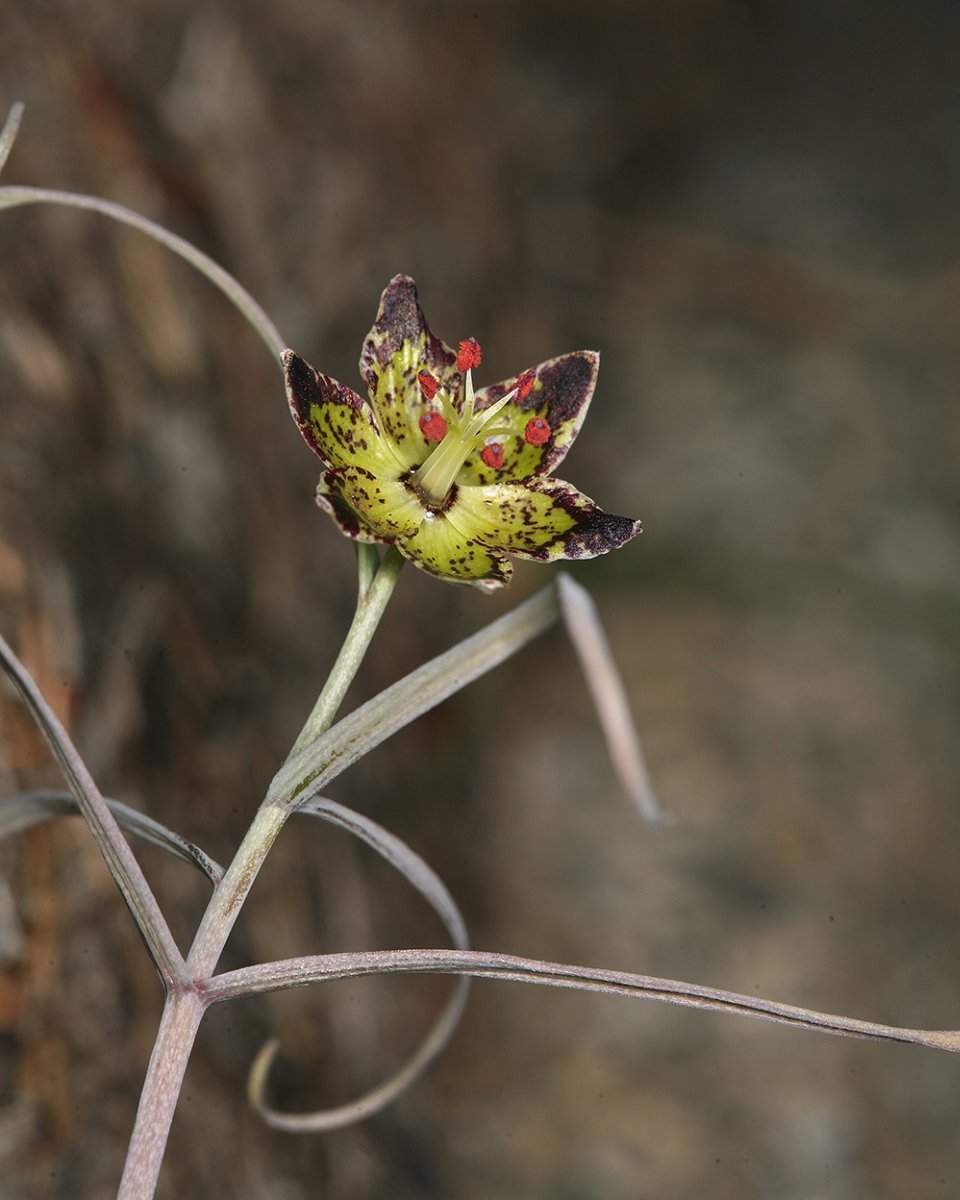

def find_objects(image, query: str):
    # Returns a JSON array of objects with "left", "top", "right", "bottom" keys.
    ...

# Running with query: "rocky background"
[{"left": 1, "top": 2, "right": 959, "bottom": 1197}]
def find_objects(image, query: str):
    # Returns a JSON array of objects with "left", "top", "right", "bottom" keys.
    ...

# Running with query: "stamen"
[
  {"left": 419, "top": 411, "right": 448, "bottom": 443},
  {"left": 467, "top": 387, "right": 515, "bottom": 431},
  {"left": 515, "top": 369, "right": 536, "bottom": 400},
  {"left": 411, "top": 343, "right": 528, "bottom": 505},
  {"left": 480, "top": 442, "right": 504, "bottom": 470},
  {"left": 457, "top": 338, "right": 483, "bottom": 372},
  {"left": 418, "top": 370, "right": 440, "bottom": 400},
  {"left": 524, "top": 417, "right": 551, "bottom": 446}
]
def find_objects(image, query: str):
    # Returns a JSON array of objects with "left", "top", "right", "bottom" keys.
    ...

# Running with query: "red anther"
[
  {"left": 457, "top": 337, "right": 483, "bottom": 372},
  {"left": 480, "top": 442, "right": 504, "bottom": 470},
  {"left": 515, "top": 369, "right": 536, "bottom": 400},
  {"left": 524, "top": 417, "right": 551, "bottom": 446},
  {"left": 419, "top": 411, "right": 448, "bottom": 443},
  {"left": 418, "top": 370, "right": 440, "bottom": 400}
]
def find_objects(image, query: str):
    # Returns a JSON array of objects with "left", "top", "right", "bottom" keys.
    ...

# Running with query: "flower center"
[{"left": 410, "top": 339, "right": 523, "bottom": 508}]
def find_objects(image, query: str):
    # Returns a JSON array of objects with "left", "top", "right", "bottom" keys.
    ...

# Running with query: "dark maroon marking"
[
  {"left": 562, "top": 512, "right": 643, "bottom": 558},
  {"left": 283, "top": 350, "right": 366, "bottom": 465},
  {"left": 524, "top": 351, "right": 597, "bottom": 420},
  {"left": 359, "top": 277, "right": 458, "bottom": 389}
]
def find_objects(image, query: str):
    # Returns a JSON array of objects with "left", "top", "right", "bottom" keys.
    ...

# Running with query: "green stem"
[
  {"left": 186, "top": 802, "right": 288, "bottom": 976},
  {"left": 186, "top": 547, "right": 404, "bottom": 977},
  {"left": 267, "top": 580, "right": 561, "bottom": 810},
  {"left": 289, "top": 546, "right": 405, "bottom": 755}
]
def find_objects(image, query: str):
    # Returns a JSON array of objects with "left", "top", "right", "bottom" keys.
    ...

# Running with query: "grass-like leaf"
[
  {"left": 0, "top": 789, "right": 223, "bottom": 885},
  {"left": 0, "top": 634, "right": 187, "bottom": 985},
  {"left": 557, "top": 574, "right": 666, "bottom": 821},
  {"left": 247, "top": 796, "right": 470, "bottom": 1131},
  {"left": 0, "top": 103, "right": 24, "bottom": 175},
  {"left": 269, "top": 581, "right": 561, "bottom": 808},
  {"left": 207, "top": 946, "right": 960, "bottom": 1055}
]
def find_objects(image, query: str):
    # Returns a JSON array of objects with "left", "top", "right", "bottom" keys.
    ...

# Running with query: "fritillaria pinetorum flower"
[{"left": 284, "top": 275, "right": 642, "bottom": 589}]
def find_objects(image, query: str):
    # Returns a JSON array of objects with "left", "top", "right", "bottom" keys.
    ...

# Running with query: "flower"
[{"left": 284, "top": 275, "right": 642, "bottom": 590}]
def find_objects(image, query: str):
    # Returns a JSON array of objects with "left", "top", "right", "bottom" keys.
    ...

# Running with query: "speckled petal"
[
  {"left": 450, "top": 478, "right": 642, "bottom": 562},
  {"left": 317, "top": 465, "right": 426, "bottom": 542},
  {"left": 397, "top": 514, "right": 513, "bottom": 589},
  {"left": 314, "top": 488, "right": 379, "bottom": 542},
  {"left": 458, "top": 351, "right": 599, "bottom": 487},
  {"left": 358, "top": 276, "right": 461, "bottom": 471},
  {"left": 284, "top": 350, "right": 401, "bottom": 475}
]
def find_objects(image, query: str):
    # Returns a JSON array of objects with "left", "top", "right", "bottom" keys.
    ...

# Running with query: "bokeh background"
[{"left": 1, "top": 2, "right": 959, "bottom": 1197}]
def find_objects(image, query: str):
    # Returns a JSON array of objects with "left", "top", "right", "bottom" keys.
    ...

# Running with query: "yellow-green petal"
[
  {"left": 359, "top": 276, "right": 461, "bottom": 470},
  {"left": 450, "top": 478, "right": 643, "bottom": 562},
  {"left": 284, "top": 350, "right": 401, "bottom": 475},
  {"left": 314, "top": 487, "right": 380, "bottom": 543},
  {"left": 457, "top": 351, "right": 599, "bottom": 486},
  {"left": 398, "top": 513, "right": 513, "bottom": 589},
  {"left": 319, "top": 466, "right": 426, "bottom": 542}
]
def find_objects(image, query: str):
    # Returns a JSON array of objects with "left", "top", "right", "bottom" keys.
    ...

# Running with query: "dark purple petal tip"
[{"left": 563, "top": 513, "right": 643, "bottom": 559}]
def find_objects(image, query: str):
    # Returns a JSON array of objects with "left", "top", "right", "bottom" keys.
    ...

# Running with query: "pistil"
[{"left": 411, "top": 338, "right": 521, "bottom": 507}]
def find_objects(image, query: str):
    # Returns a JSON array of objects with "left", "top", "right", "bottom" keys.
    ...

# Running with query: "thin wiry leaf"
[
  {"left": 207, "top": 947, "right": 960, "bottom": 1055},
  {"left": 0, "top": 634, "right": 187, "bottom": 986},
  {"left": 0, "top": 790, "right": 222, "bottom": 886},
  {"left": 0, "top": 184, "right": 284, "bottom": 361},
  {"left": 0, "top": 103, "right": 24, "bottom": 176},
  {"left": 248, "top": 797, "right": 470, "bottom": 1131},
  {"left": 557, "top": 574, "right": 667, "bottom": 822},
  {"left": 268, "top": 581, "right": 561, "bottom": 808},
  {"left": 271, "top": 575, "right": 664, "bottom": 823}
]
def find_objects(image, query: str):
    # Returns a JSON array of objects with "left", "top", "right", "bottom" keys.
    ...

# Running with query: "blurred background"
[{"left": 1, "top": 1, "right": 959, "bottom": 1196}]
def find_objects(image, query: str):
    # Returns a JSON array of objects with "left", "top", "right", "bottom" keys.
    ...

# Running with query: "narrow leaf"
[
  {"left": 269, "top": 582, "right": 561, "bottom": 808},
  {"left": 0, "top": 185, "right": 284, "bottom": 361},
  {"left": 0, "top": 789, "right": 223, "bottom": 885},
  {"left": 0, "top": 103, "right": 24, "bottom": 176},
  {"left": 0, "top": 635, "right": 187, "bottom": 986},
  {"left": 207, "top": 947, "right": 960, "bottom": 1055},
  {"left": 247, "top": 797, "right": 470, "bottom": 1131},
  {"left": 557, "top": 574, "right": 667, "bottom": 821}
]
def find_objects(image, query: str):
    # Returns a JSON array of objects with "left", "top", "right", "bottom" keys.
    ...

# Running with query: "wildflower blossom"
[{"left": 284, "top": 276, "right": 641, "bottom": 589}]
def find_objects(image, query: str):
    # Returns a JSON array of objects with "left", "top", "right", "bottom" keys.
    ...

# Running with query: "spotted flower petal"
[
  {"left": 318, "top": 465, "right": 427, "bottom": 542},
  {"left": 284, "top": 351, "right": 401, "bottom": 476},
  {"left": 399, "top": 517, "right": 513, "bottom": 590},
  {"left": 285, "top": 276, "right": 642, "bottom": 590},
  {"left": 358, "top": 276, "right": 460, "bottom": 470},
  {"left": 449, "top": 478, "right": 642, "bottom": 562},
  {"left": 458, "top": 351, "right": 599, "bottom": 486}
]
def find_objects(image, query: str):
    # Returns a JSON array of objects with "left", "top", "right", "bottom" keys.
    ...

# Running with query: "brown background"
[{"left": 1, "top": 1, "right": 959, "bottom": 1197}]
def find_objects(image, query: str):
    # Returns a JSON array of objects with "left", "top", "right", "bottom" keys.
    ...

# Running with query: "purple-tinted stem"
[{"left": 117, "top": 991, "right": 207, "bottom": 1200}]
